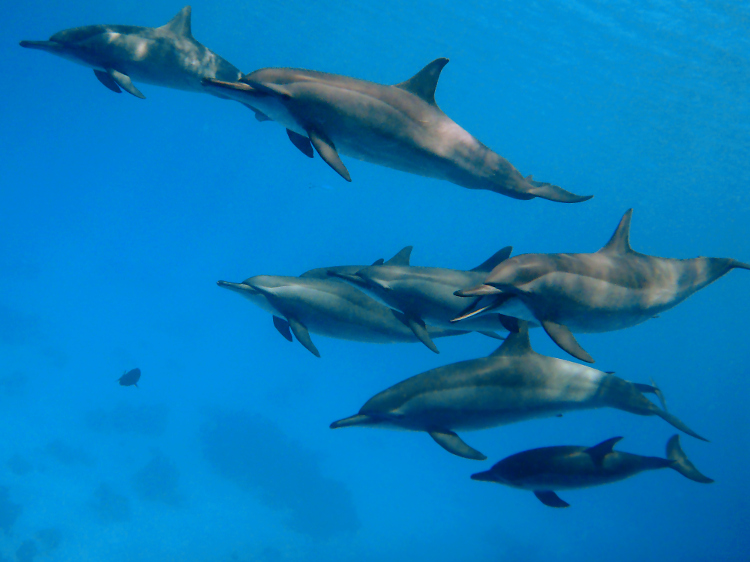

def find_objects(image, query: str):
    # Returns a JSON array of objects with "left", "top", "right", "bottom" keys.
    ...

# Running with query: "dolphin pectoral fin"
[
  {"left": 308, "top": 130, "right": 351, "bottom": 182},
  {"left": 666, "top": 435, "right": 714, "bottom": 484},
  {"left": 106, "top": 68, "right": 145, "bottom": 99},
  {"left": 541, "top": 320, "right": 594, "bottom": 363},
  {"left": 246, "top": 105, "right": 271, "bottom": 121},
  {"left": 478, "top": 331, "right": 505, "bottom": 341},
  {"left": 406, "top": 315, "right": 439, "bottom": 353},
  {"left": 428, "top": 430, "right": 486, "bottom": 460},
  {"left": 272, "top": 316, "right": 293, "bottom": 342},
  {"left": 533, "top": 490, "right": 570, "bottom": 508},
  {"left": 526, "top": 182, "right": 593, "bottom": 204},
  {"left": 287, "top": 318, "right": 320, "bottom": 357},
  {"left": 286, "top": 129, "right": 314, "bottom": 158},
  {"left": 584, "top": 436, "right": 623, "bottom": 466},
  {"left": 93, "top": 70, "right": 122, "bottom": 94}
]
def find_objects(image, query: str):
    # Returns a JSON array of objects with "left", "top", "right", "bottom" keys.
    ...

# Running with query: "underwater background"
[{"left": 2, "top": 1, "right": 749, "bottom": 560}]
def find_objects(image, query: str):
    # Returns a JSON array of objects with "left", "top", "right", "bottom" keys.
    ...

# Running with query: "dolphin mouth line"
[
  {"left": 19, "top": 40, "right": 63, "bottom": 51},
  {"left": 216, "top": 280, "right": 259, "bottom": 294}
]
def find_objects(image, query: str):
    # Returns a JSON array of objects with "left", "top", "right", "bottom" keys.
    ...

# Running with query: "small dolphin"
[
  {"left": 217, "top": 260, "right": 483, "bottom": 357},
  {"left": 202, "top": 59, "right": 592, "bottom": 203},
  {"left": 330, "top": 321, "right": 705, "bottom": 460},
  {"left": 471, "top": 435, "right": 713, "bottom": 508},
  {"left": 20, "top": 7, "right": 241, "bottom": 100},
  {"left": 117, "top": 368, "right": 140, "bottom": 388},
  {"left": 454, "top": 209, "right": 750, "bottom": 363},
  {"left": 329, "top": 245, "right": 519, "bottom": 352}
]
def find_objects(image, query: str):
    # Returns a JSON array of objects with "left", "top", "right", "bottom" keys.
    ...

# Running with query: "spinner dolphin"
[
  {"left": 454, "top": 209, "right": 750, "bottom": 362},
  {"left": 471, "top": 435, "right": 713, "bottom": 508},
  {"left": 202, "top": 59, "right": 592, "bottom": 203},
  {"left": 20, "top": 7, "right": 241, "bottom": 99},
  {"left": 330, "top": 321, "right": 705, "bottom": 460}
]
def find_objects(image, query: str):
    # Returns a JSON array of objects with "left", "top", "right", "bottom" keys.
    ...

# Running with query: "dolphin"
[
  {"left": 20, "top": 7, "right": 241, "bottom": 100},
  {"left": 217, "top": 261, "right": 484, "bottom": 357},
  {"left": 471, "top": 434, "right": 713, "bottom": 508},
  {"left": 329, "top": 245, "right": 522, "bottom": 352},
  {"left": 117, "top": 368, "right": 141, "bottom": 388},
  {"left": 330, "top": 321, "right": 705, "bottom": 460},
  {"left": 201, "top": 59, "right": 592, "bottom": 203},
  {"left": 453, "top": 209, "right": 750, "bottom": 363}
]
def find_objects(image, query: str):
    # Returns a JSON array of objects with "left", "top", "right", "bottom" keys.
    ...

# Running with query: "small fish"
[{"left": 117, "top": 368, "right": 140, "bottom": 388}]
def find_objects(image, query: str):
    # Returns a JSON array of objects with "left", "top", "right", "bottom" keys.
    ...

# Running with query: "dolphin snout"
[
  {"left": 19, "top": 40, "right": 62, "bottom": 51},
  {"left": 470, "top": 471, "right": 495, "bottom": 482}
]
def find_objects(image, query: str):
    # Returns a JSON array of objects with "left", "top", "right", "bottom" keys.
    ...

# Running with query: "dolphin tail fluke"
[
  {"left": 666, "top": 435, "right": 714, "bottom": 483},
  {"left": 330, "top": 414, "right": 375, "bottom": 429},
  {"left": 541, "top": 320, "right": 594, "bottom": 363},
  {"left": 526, "top": 181, "right": 593, "bottom": 204},
  {"left": 428, "top": 430, "right": 486, "bottom": 460}
]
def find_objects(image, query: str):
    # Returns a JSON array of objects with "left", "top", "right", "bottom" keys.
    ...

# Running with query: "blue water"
[{"left": 3, "top": 1, "right": 749, "bottom": 560}]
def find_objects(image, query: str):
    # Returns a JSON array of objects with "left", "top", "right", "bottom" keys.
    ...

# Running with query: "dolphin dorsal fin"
[
  {"left": 394, "top": 58, "right": 449, "bottom": 106},
  {"left": 490, "top": 320, "right": 533, "bottom": 357},
  {"left": 160, "top": 6, "right": 193, "bottom": 37},
  {"left": 599, "top": 209, "right": 633, "bottom": 254},
  {"left": 470, "top": 246, "right": 513, "bottom": 273},
  {"left": 584, "top": 436, "right": 623, "bottom": 466},
  {"left": 385, "top": 246, "right": 413, "bottom": 266},
  {"left": 371, "top": 258, "right": 385, "bottom": 266}
]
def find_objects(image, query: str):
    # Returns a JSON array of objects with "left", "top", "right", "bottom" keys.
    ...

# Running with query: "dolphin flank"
[{"left": 202, "top": 59, "right": 592, "bottom": 203}]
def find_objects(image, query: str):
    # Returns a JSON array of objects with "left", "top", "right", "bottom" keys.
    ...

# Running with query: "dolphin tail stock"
[
  {"left": 330, "top": 414, "right": 377, "bottom": 429},
  {"left": 524, "top": 177, "right": 593, "bottom": 204},
  {"left": 666, "top": 435, "right": 714, "bottom": 483}
]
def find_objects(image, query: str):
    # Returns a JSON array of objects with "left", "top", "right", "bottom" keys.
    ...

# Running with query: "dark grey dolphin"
[
  {"left": 471, "top": 435, "right": 713, "bottom": 508},
  {"left": 329, "top": 245, "right": 519, "bottom": 352},
  {"left": 202, "top": 60, "right": 592, "bottom": 203},
  {"left": 217, "top": 261, "right": 479, "bottom": 357},
  {"left": 330, "top": 321, "right": 705, "bottom": 460},
  {"left": 20, "top": 7, "right": 241, "bottom": 99},
  {"left": 117, "top": 368, "right": 140, "bottom": 388},
  {"left": 454, "top": 209, "right": 750, "bottom": 363}
]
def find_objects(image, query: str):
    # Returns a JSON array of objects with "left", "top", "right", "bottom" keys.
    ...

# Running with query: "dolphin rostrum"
[
  {"left": 20, "top": 7, "right": 241, "bottom": 100},
  {"left": 453, "top": 209, "right": 750, "bottom": 363},
  {"left": 202, "top": 59, "right": 592, "bottom": 203},
  {"left": 217, "top": 261, "right": 485, "bottom": 357},
  {"left": 329, "top": 245, "right": 520, "bottom": 352},
  {"left": 471, "top": 435, "right": 713, "bottom": 508},
  {"left": 330, "top": 321, "right": 705, "bottom": 460}
]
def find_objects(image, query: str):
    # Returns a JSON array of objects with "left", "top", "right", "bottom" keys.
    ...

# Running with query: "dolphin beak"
[
  {"left": 470, "top": 471, "right": 495, "bottom": 482},
  {"left": 19, "top": 40, "right": 63, "bottom": 52},
  {"left": 202, "top": 77, "right": 257, "bottom": 95},
  {"left": 217, "top": 280, "right": 258, "bottom": 295},
  {"left": 327, "top": 270, "right": 368, "bottom": 287},
  {"left": 454, "top": 284, "right": 504, "bottom": 297}
]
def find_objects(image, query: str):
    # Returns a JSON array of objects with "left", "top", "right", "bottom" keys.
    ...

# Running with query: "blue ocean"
[{"left": 3, "top": 1, "right": 749, "bottom": 560}]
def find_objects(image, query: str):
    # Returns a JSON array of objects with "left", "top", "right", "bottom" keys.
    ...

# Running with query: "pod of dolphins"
[{"left": 21, "top": 6, "right": 746, "bottom": 508}]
